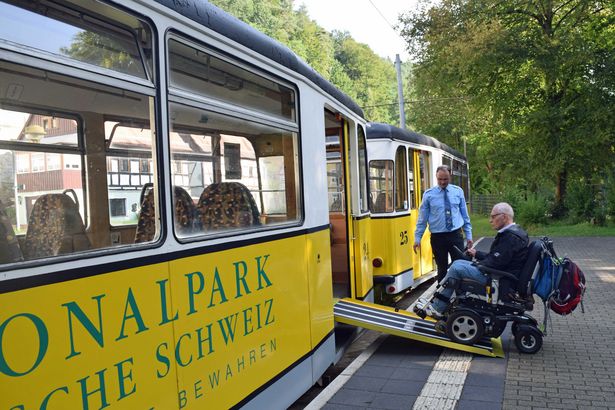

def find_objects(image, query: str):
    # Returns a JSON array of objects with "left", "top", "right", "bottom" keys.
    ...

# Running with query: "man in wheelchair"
[{"left": 414, "top": 202, "right": 546, "bottom": 353}]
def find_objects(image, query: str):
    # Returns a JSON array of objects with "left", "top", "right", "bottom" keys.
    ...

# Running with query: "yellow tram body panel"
[
  {"left": 0, "top": 232, "right": 334, "bottom": 410},
  {"left": 370, "top": 215, "right": 435, "bottom": 286},
  {"left": 0, "top": 263, "right": 180, "bottom": 409},
  {"left": 370, "top": 215, "right": 411, "bottom": 279},
  {"left": 352, "top": 217, "right": 373, "bottom": 300}
]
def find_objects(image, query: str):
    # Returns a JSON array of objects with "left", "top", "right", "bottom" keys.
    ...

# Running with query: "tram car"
[
  {"left": 365, "top": 123, "right": 470, "bottom": 299},
  {"left": 0, "top": 0, "right": 373, "bottom": 408}
]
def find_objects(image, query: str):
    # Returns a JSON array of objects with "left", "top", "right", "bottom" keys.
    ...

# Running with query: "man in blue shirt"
[{"left": 413, "top": 165, "right": 473, "bottom": 282}]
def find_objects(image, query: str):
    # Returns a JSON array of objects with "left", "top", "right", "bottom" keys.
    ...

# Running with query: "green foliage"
[
  {"left": 399, "top": 0, "right": 615, "bottom": 215},
  {"left": 209, "top": 0, "right": 399, "bottom": 124},
  {"left": 564, "top": 176, "right": 609, "bottom": 225},
  {"left": 471, "top": 213, "right": 615, "bottom": 238},
  {"left": 516, "top": 194, "right": 550, "bottom": 226},
  {"left": 606, "top": 176, "right": 615, "bottom": 219},
  {"left": 331, "top": 32, "right": 398, "bottom": 123}
]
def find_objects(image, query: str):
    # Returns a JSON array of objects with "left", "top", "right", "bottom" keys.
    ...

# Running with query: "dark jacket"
[{"left": 475, "top": 224, "right": 529, "bottom": 295}]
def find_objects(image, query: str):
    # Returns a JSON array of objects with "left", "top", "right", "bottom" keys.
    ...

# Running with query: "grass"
[{"left": 470, "top": 213, "right": 615, "bottom": 238}]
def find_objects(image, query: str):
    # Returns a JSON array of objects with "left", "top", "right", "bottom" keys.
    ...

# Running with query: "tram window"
[
  {"left": 0, "top": 107, "right": 86, "bottom": 242},
  {"left": 168, "top": 39, "right": 296, "bottom": 122},
  {"left": 224, "top": 143, "right": 241, "bottom": 179},
  {"left": 369, "top": 160, "right": 394, "bottom": 213},
  {"left": 408, "top": 150, "right": 416, "bottom": 209},
  {"left": 357, "top": 126, "right": 369, "bottom": 213},
  {"left": 418, "top": 151, "right": 431, "bottom": 195},
  {"left": 442, "top": 155, "right": 452, "bottom": 169},
  {"left": 395, "top": 146, "right": 408, "bottom": 211},
  {"left": 104, "top": 122, "right": 155, "bottom": 228},
  {"left": 168, "top": 102, "right": 300, "bottom": 237},
  {"left": 452, "top": 159, "right": 463, "bottom": 187},
  {"left": 0, "top": 58, "right": 157, "bottom": 267},
  {"left": 327, "top": 161, "right": 344, "bottom": 212},
  {"left": 0, "top": 1, "right": 153, "bottom": 80}
]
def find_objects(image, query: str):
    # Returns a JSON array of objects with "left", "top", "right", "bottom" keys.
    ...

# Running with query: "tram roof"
[
  {"left": 154, "top": 0, "right": 364, "bottom": 118},
  {"left": 366, "top": 122, "right": 466, "bottom": 160}
]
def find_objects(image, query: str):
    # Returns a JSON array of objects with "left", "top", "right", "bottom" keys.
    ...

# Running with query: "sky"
[{"left": 294, "top": 0, "right": 422, "bottom": 62}]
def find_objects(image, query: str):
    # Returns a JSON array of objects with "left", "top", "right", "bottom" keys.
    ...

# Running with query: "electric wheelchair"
[{"left": 414, "top": 240, "right": 546, "bottom": 354}]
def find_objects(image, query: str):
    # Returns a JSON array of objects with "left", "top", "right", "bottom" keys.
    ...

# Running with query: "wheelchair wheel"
[
  {"left": 514, "top": 326, "right": 543, "bottom": 354},
  {"left": 446, "top": 310, "right": 484, "bottom": 345}
]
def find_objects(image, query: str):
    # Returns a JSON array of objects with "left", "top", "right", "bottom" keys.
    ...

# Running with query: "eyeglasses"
[{"left": 489, "top": 213, "right": 504, "bottom": 220}]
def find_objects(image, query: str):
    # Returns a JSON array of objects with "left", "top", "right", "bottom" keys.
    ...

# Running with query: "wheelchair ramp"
[{"left": 334, "top": 298, "right": 504, "bottom": 358}]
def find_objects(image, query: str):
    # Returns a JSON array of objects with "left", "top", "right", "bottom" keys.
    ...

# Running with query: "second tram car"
[{"left": 365, "top": 122, "right": 470, "bottom": 298}]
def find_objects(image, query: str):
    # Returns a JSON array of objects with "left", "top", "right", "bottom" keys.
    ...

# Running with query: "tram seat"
[
  {"left": 134, "top": 183, "right": 156, "bottom": 243},
  {"left": 197, "top": 182, "right": 260, "bottom": 231},
  {"left": 23, "top": 189, "right": 91, "bottom": 260},
  {"left": 135, "top": 184, "right": 197, "bottom": 242},
  {"left": 0, "top": 199, "right": 23, "bottom": 263}
]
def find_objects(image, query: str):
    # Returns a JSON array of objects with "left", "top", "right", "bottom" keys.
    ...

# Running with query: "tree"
[
  {"left": 399, "top": 0, "right": 615, "bottom": 215},
  {"left": 210, "top": 0, "right": 399, "bottom": 124},
  {"left": 331, "top": 31, "right": 398, "bottom": 123}
]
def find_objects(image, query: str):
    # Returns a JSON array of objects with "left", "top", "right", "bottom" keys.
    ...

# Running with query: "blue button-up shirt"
[{"left": 414, "top": 184, "right": 472, "bottom": 243}]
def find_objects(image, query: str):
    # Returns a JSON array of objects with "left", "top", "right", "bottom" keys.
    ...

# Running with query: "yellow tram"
[
  {"left": 0, "top": 1, "right": 472, "bottom": 409},
  {"left": 365, "top": 122, "right": 470, "bottom": 299}
]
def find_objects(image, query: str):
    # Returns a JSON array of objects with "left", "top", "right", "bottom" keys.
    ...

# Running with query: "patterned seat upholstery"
[
  {"left": 197, "top": 182, "right": 260, "bottom": 231},
  {"left": 0, "top": 199, "right": 23, "bottom": 263},
  {"left": 134, "top": 184, "right": 155, "bottom": 243},
  {"left": 173, "top": 186, "right": 196, "bottom": 237},
  {"left": 23, "top": 190, "right": 90, "bottom": 260},
  {"left": 134, "top": 184, "right": 196, "bottom": 243}
]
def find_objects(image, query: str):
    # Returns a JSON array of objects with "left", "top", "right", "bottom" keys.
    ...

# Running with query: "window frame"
[
  {"left": 165, "top": 33, "right": 304, "bottom": 242},
  {"left": 394, "top": 146, "right": 408, "bottom": 211},
  {"left": 369, "top": 159, "right": 394, "bottom": 214}
]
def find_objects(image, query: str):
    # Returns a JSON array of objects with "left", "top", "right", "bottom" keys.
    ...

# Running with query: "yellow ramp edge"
[{"left": 334, "top": 298, "right": 504, "bottom": 358}]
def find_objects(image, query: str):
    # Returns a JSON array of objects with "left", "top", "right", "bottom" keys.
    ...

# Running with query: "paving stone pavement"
[
  {"left": 313, "top": 236, "right": 615, "bottom": 410},
  {"left": 503, "top": 237, "right": 615, "bottom": 410}
]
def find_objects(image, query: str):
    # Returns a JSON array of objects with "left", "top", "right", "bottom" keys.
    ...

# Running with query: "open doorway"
[{"left": 325, "top": 109, "right": 350, "bottom": 299}]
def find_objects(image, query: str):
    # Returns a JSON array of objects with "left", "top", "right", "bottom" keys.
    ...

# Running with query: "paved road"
[
  {"left": 303, "top": 236, "right": 615, "bottom": 410},
  {"left": 504, "top": 237, "right": 615, "bottom": 410}
]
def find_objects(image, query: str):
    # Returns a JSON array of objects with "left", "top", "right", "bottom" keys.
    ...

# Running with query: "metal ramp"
[{"left": 334, "top": 298, "right": 504, "bottom": 358}]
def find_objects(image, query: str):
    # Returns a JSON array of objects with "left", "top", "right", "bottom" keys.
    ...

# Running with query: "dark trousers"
[{"left": 430, "top": 229, "right": 465, "bottom": 283}]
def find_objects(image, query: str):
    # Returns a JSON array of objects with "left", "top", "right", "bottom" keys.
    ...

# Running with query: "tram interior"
[
  {"left": 0, "top": 57, "right": 300, "bottom": 264},
  {"left": 324, "top": 109, "right": 350, "bottom": 299}
]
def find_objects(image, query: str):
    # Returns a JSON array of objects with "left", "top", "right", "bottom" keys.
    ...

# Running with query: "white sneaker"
[
  {"left": 416, "top": 297, "right": 428, "bottom": 309},
  {"left": 424, "top": 304, "right": 443, "bottom": 320}
]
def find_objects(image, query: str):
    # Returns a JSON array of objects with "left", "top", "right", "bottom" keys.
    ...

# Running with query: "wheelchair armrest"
[
  {"left": 473, "top": 263, "right": 518, "bottom": 282},
  {"left": 452, "top": 245, "right": 472, "bottom": 261}
]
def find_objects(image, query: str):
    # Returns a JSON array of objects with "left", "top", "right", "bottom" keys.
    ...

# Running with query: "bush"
[
  {"left": 606, "top": 176, "right": 615, "bottom": 220},
  {"left": 565, "top": 178, "right": 597, "bottom": 223},
  {"left": 516, "top": 193, "right": 550, "bottom": 225}
]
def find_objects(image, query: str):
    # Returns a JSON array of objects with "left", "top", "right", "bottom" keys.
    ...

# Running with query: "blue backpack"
[
  {"left": 533, "top": 254, "right": 562, "bottom": 302},
  {"left": 532, "top": 238, "right": 586, "bottom": 318}
]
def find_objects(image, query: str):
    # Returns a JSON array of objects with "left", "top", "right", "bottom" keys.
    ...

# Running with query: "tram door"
[
  {"left": 416, "top": 150, "right": 435, "bottom": 274},
  {"left": 325, "top": 110, "right": 351, "bottom": 299}
]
